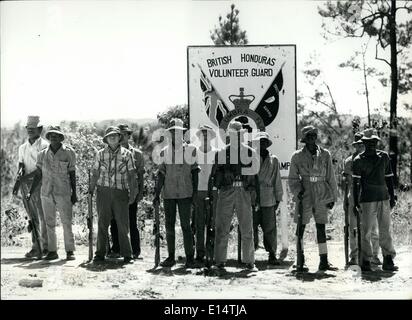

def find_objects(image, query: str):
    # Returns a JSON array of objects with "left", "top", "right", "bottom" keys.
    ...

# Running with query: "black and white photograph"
[{"left": 1, "top": 0, "right": 411, "bottom": 307}]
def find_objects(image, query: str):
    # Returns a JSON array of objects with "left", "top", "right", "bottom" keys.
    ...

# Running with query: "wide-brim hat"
[
  {"left": 103, "top": 126, "right": 123, "bottom": 144},
  {"left": 45, "top": 125, "right": 65, "bottom": 141},
  {"left": 361, "top": 128, "right": 381, "bottom": 142},
  {"left": 300, "top": 125, "right": 318, "bottom": 142},
  {"left": 167, "top": 118, "right": 186, "bottom": 131},
  {"left": 352, "top": 132, "right": 364, "bottom": 145},
  {"left": 196, "top": 124, "right": 216, "bottom": 139},
  {"left": 252, "top": 131, "right": 273, "bottom": 147},
  {"left": 25, "top": 116, "right": 43, "bottom": 128},
  {"left": 227, "top": 120, "right": 246, "bottom": 133},
  {"left": 118, "top": 124, "right": 133, "bottom": 135}
]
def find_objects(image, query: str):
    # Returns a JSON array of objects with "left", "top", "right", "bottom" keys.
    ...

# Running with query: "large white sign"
[{"left": 187, "top": 45, "right": 297, "bottom": 177}]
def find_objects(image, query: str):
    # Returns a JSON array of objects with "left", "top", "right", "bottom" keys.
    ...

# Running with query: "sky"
[{"left": 1, "top": 0, "right": 411, "bottom": 128}]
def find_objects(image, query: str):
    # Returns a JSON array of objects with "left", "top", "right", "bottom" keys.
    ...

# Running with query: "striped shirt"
[{"left": 94, "top": 145, "right": 135, "bottom": 191}]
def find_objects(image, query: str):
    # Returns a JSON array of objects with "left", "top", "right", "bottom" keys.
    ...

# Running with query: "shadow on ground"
[
  {"left": 78, "top": 259, "right": 127, "bottom": 272},
  {"left": 1, "top": 257, "right": 68, "bottom": 269}
]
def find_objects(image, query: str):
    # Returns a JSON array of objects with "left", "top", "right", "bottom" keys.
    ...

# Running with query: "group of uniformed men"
[{"left": 15, "top": 115, "right": 399, "bottom": 273}]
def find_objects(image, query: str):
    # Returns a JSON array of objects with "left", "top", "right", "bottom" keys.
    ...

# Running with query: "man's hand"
[
  {"left": 326, "top": 202, "right": 334, "bottom": 209},
  {"left": 389, "top": 196, "right": 396, "bottom": 209},
  {"left": 25, "top": 192, "right": 31, "bottom": 202},
  {"left": 12, "top": 186, "right": 19, "bottom": 196},
  {"left": 274, "top": 201, "right": 280, "bottom": 211},
  {"left": 353, "top": 204, "right": 360, "bottom": 215},
  {"left": 297, "top": 189, "right": 304, "bottom": 201},
  {"left": 71, "top": 193, "right": 78, "bottom": 205},
  {"left": 153, "top": 195, "right": 160, "bottom": 207}
]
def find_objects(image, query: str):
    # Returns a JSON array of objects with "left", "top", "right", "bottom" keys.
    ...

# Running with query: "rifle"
[
  {"left": 343, "top": 176, "right": 350, "bottom": 267},
  {"left": 87, "top": 169, "right": 93, "bottom": 261},
  {"left": 353, "top": 205, "right": 362, "bottom": 265},
  {"left": 204, "top": 196, "right": 215, "bottom": 268},
  {"left": 296, "top": 185, "right": 305, "bottom": 272},
  {"left": 237, "top": 225, "right": 242, "bottom": 264},
  {"left": 154, "top": 201, "right": 161, "bottom": 268},
  {"left": 18, "top": 172, "right": 42, "bottom": 260}
]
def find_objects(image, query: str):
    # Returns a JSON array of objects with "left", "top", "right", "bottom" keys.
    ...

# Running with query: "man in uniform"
[
  {"left": 343, "top": 132, "right": 381, "bottom": 266},
  {"left": 252, "top": 132, "right": 283, "bottom": 266},
  {"left": 352, "top": 128, "right": 398, "bottom": 272},
  {"left": 14, "top": 116, "right": 49, "bottom": 258},
  {"left": 27, "top": 125, "right": 77, "bottom": 261},
  {"left": 153, "top": 118, "right": 199, "bottom": 268},
  {"left": 288, "top": 125, "right": 338, "bottom": 271},
  {"left": 212, "top": 121, "right": 259, "bottom": 272},
  {"left": 89, "top": 126, "right": 138, "bottom": 264},
  {"left": 109, "top": 124, "right": 145, "bottom": 259},
  {"left": 194, "top": 124, "right": 218, "bottom": 264}
]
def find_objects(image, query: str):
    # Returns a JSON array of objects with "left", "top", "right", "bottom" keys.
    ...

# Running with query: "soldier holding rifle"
[
  {"left": 27, "top": 125, "right": 77, "bottom": 261},
  {"left": 252, "top": 132, "right": 283, "bottom": 266},
  {"left": 13, "top": 116, "right": 49, "bottom": 259},
  {"left": 288, "top": 125, "right": 339, "bottom": 272},
  {"left": 343, "top": 132, "right": 381, "bottom": 267},
  {"left": 352, "top": 128, "right": 398, "bottom": 272}
]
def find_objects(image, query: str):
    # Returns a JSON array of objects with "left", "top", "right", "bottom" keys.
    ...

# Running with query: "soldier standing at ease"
[
  {"left": 28, "top": 126, "right": 77, "bottom": 261},
  {"left": 89, "top": 126, "right": 138, "bottom": 264},
  {"left": 252, "top": 132, "right": 283, "bottom": 266},
  {"left": 212, "top": 121, "right": 259, "bottom": 273},
  {"left": 14, "top": 116, "right": 49, "bottom": 258},
  {"left": 352, "top": 128, "right": 398, "bottom": 272},
  {"left": 153, "top": 118, "right": 199, "bottom": 268},
  {"left": 343, "top": 132, "right": 381, "bottom": 266},
  {"left": 109, "top": 124, "right": 145, "bottom": 259},
  {"left": 288, "top": 125, "right": 338, "bottom": 271}
]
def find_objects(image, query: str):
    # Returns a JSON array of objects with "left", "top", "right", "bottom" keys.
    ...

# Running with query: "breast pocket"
[{"left": 58, "top": 161, "right": 69, "bottom": 174}]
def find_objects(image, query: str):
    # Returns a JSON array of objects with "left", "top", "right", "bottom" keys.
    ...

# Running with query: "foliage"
[
  {"left": 210, "top": 3, "right": 248, "bottom": 45},
  {"left": 157, "top": 104, "right": 189, "bottom": 128}
]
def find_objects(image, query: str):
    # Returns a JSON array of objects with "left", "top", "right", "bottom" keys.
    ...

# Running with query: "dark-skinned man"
[
  {"left": 153, "top": 118, "right": 199, "bottom": 268},
  {"left": 27, "top": 125, "right": 77, "bottom": 261},
  {"left": 252, "top": 132, "right": 283, "bottom": 266},
  {"left": 109, "top": 124, "right": 145, "bottom": 259},
  {"left": 352, "top": 128, "right": 398, "bottom": 272},
  {"left": 89, "top": 126, "right": 138, "bottom": 264},
  {"left": 343, "top": 132, "right": 381, "bottom": 266},
  {"left": 288, "top": 125, "right": 338, "bottom": 272},
  {"left": 14, "top": 116, "right": 49, "bottom": 258},
  {"left": 212, "top": 121, "right": 260, "bottom": 273}
]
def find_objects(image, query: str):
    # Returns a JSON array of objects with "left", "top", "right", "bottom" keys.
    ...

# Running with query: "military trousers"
[
  {"left": 215, "top": 186, "right": 254, "bottom": 265},
  {"left": 253, "top": 206, "right": 277, "bottom": 255},
  {"left": 360, "top": 200, "right": 396, "bottom": 262}
]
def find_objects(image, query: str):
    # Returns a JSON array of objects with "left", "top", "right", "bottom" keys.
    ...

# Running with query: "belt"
[
  {"left": 301, "top": 176, "right": 326, "bottom": 183},
  {"left": 232, "top": 181, "right": 244, "bottom": 187}
]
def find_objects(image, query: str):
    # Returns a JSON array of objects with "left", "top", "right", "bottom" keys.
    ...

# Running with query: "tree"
[
  {"left": 157, "top": 104, "right": 189, "bottom": 129},
  {"left": 338, "top": 39, "right": 385, "bottom": 126},
  {"left": 210, "top": 3, "right": 248, "bottom": 45},
  {"left": 318, "top": 0, "right": 412, "bottom": 186}
]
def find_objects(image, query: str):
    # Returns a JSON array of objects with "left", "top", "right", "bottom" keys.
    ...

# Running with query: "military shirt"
[
  {"left": 18, "top": 137, "right": 49, "bottom": 174},
  {"left": 258, "top": 153, "right": 283, "bottom": 207},
  {"left": 213, "top": 143, "right": 259, "bottom": 191},
  {"left": 352, "top": 150, "right": 393, "bottom": 203},
  {"left": 288, "top": 145, "right": 338, "bottom": 204},
  {"left": 36, "top": 144, "right": 76, "bottom": 197},
  {"left": 158, "top": 143, "right": 200, "bottom": 199}
]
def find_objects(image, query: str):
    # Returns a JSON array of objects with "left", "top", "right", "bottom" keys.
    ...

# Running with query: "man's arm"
[
  {"left": 273, "top": 157, "right": 283, "bottom": 211},
  {"left": 288, "top": 153, "right": 302, "bottom": 198},
  {"left": 69, "top": 171, "right": 77, "bottom": 204},
  {"left": 352, "top": 158, "right": 362, "bottom": 210},
  {"left": 27, "top": 169, "right": 42, "bottom": 200},
  {"left": 325, "top": 151, "right": 338, "bottom": 209},
  {"left": 153, "top": 170, "right": 165, "bottom": 206}
]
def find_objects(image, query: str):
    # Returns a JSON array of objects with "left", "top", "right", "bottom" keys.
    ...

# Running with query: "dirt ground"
[{"left": 1, "top": 227, "right": 411, "bottom": 300}]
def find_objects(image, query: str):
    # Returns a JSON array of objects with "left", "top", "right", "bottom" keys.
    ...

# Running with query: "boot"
[
  {"left": 371, "top": 255, "right": 382, "bottom": 265},
  {"left": 185, "top": 256, "right": 196, "bottom": 269},
  {"left": 318, "top": 254, "right": 338, "bottom": 271},
  {"left": 268, "top": 253, "right": 280, "bottom": 266},
  {"left": 361, "top": 260, "right": 372, "bottom": 272},
  {"left": 160, "top": 256, "right": 176, "bottom": 268},
  {"left": 382, "top": 255, "right": 398, "bottom": 271}
]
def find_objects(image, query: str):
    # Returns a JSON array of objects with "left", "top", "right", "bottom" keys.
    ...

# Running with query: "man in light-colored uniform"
[
  {"left": 288, "top": 125, "right": 338, "bottom": 271},
  {"left": 252, "top": 132, "right": 283, "bottom": 266},
  {"left": 28, "top": 126, "right": 77, "bottom": 261}
]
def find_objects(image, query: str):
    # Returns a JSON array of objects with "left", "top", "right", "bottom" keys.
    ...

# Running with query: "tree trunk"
[
  {"left": 389, "top": 0, "right": 398, "bottom": 187},
  {"left": 362, "top": 50, "right": 371, "bottom": 127}
]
